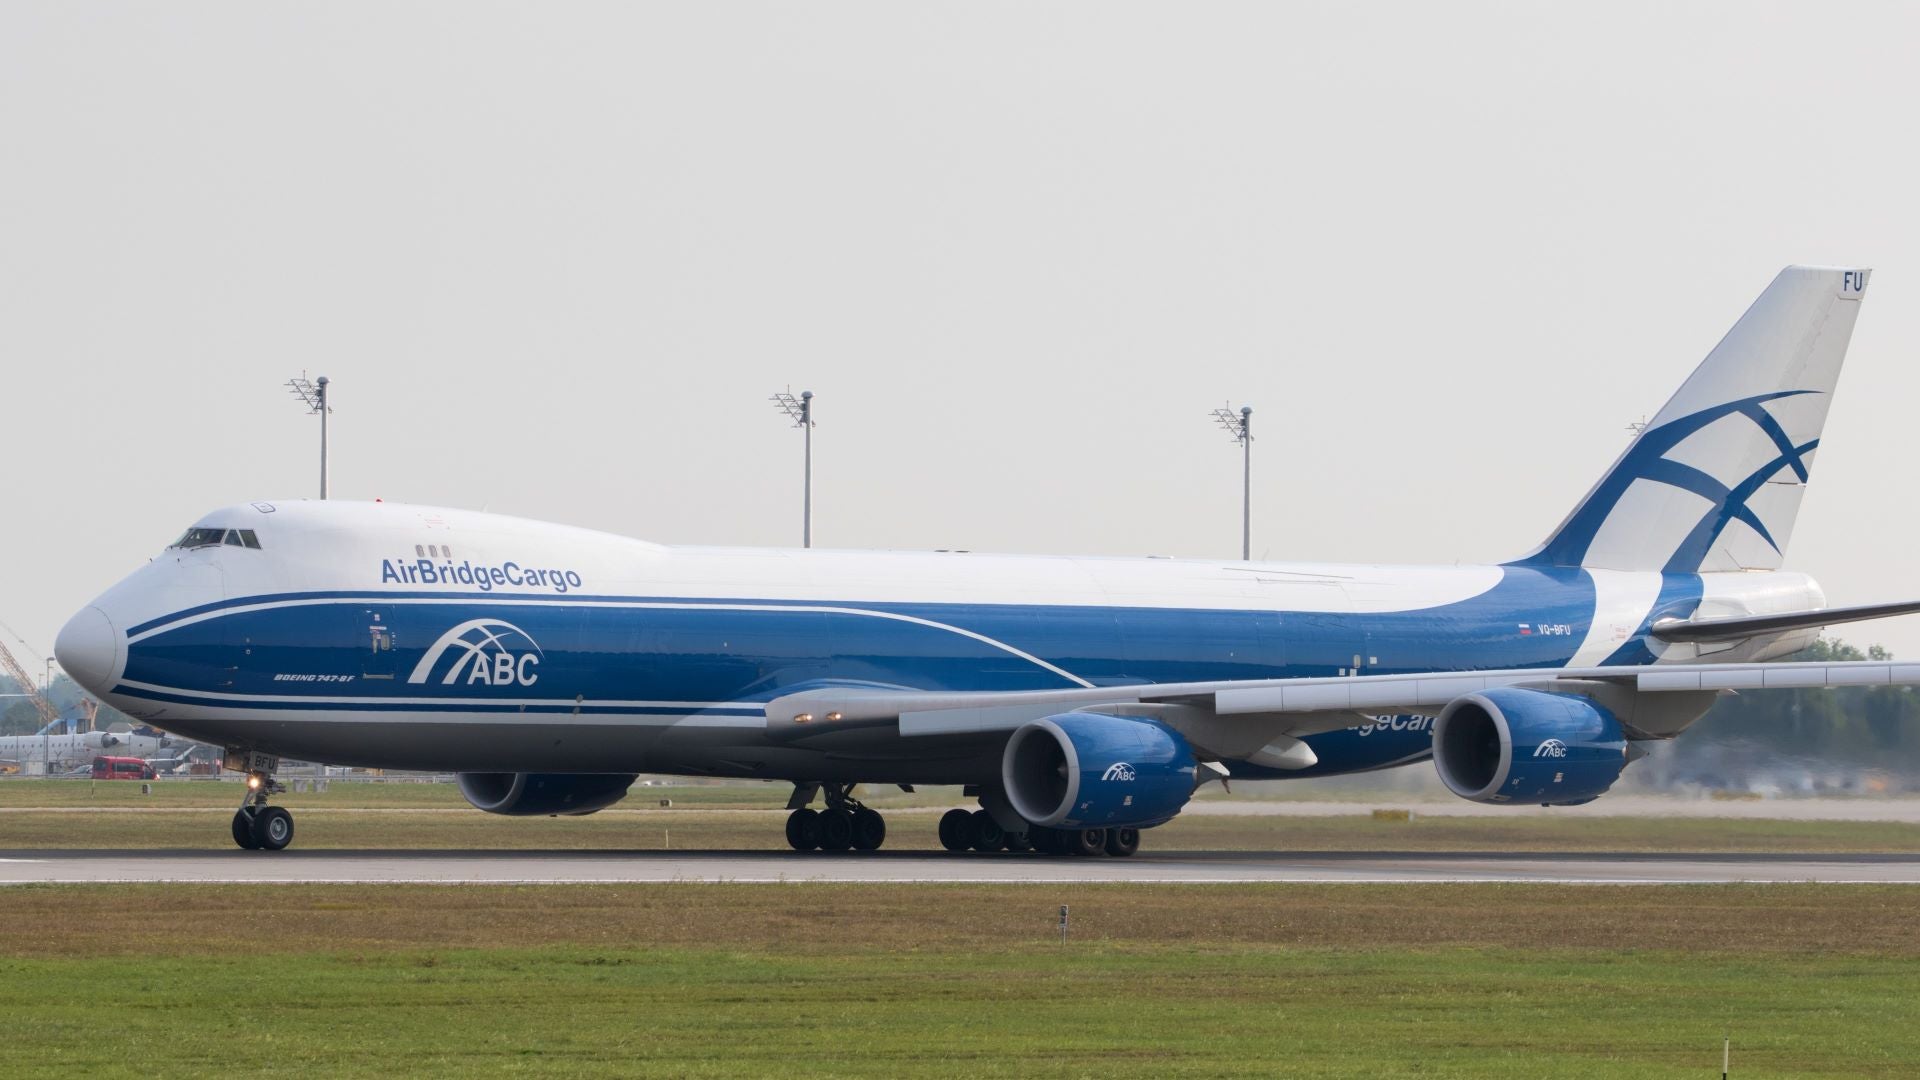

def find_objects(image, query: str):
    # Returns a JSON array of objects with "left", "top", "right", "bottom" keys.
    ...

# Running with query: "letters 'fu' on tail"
[{"left": 1520, "top": 266, "right": 1871, "bottom": 574}]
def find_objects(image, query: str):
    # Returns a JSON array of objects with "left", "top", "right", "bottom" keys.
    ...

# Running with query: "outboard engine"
[
  {"left": 456, "top": 772, "right": 639, "bottom": 816},
  {"left": 1432, "top": 687, "right": 1630, "bottom": 806},
  {"left": 1002, "top": 713, "right": 1197, "bottom": 829}
]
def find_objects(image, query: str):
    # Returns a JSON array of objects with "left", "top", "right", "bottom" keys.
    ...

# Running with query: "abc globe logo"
[
  {"left": 1101, "top": 762, "right": 1137, "bottom": 782},
  {"left": 407, "top": 619, "right": 544, "bottom": 688}
]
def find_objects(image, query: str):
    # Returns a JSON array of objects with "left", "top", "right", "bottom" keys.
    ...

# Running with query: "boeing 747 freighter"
[{"left": 55, "top": 266, "right": 1920, "bottom": 855}]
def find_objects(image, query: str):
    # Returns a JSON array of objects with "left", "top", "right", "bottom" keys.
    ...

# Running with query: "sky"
[{"left": 4, "top": 2, "right": 1920, "bottom": 669}]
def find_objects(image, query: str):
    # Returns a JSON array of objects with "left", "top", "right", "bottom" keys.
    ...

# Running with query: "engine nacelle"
[
  {"left": 456, "top": 772, "right": 639, "bottom": 816},
  {"left": 1433, "top": 687, "right": 1629, "bottom": 806},
  {"left": 1002, "top": 713, "right": 1197, "bottom": 829}
]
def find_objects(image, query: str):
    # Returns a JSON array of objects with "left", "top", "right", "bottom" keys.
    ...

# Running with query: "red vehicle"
[{"left": 90, "top": 756, "right": 157, "bottom": 781}]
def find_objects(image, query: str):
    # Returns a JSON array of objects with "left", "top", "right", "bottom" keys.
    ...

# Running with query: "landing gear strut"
[
  {"left": 227, "top": 750, "right": 294, "bottom": 852},
  {"left": 785, "top": 783, "right": 886, "bottom": 852}
]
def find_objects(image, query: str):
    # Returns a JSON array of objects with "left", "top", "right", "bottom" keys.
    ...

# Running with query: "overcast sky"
[{"left": 5, "top": 2, "right": 1919, "bottom": 669}]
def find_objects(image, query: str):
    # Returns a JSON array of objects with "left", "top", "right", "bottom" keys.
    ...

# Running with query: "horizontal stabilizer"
[{"left": 1650, "top": 600, "right": 1920, "bottom": 644}]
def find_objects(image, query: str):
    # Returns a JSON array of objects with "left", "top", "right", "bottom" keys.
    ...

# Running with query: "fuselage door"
[{"left": 361, "top": 608, "right": 397, "bottom": 681}]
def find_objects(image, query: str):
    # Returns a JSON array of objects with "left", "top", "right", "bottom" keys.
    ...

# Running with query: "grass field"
[
  {"left": 2, "top": 882, "right": 1917, "bottom": 1077},
  {"left": 6, "top": 780, "right": 1919, "bottom": 1075},
  {"left": 3, "top": 774, "right": 1919, "bottom": 852}
]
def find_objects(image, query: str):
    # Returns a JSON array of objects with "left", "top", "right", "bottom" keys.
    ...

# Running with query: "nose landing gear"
[{"left": 226, "top": 751, "right": 295, "bottom": 852}]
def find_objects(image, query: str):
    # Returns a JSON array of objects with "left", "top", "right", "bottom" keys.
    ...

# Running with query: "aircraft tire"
[
  {"left": 938, "top": 808, "right": 974, "bottom": 852},
  {"left": 785, "top": 808, "right": 821, "bottom": 851},
  {"left": 231, "top": 809, "right": 261, "bottom": 850},
  {"left": 251, "top": 806, "right": 294, "bottom": 851},
  {"left": 818, "top": 808, "right": 856, "bottom": 850},
  {"left": 1104, "top": 827, "right": 1140, "bottom": 857},
  {"left": 1004, "top": 830, "right": 1033, "bottom": 853},
  {"left": 851, "top": 808, "right": 886, "bottom": 851},
  {"left": 970, "top": 809, "right": 1005, "bottom": 852},
  {"left": 1070, "top": 828, "right": 1107, "bottom": 857}
]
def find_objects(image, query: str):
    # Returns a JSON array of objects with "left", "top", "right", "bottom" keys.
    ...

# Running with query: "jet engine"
[
  {"left": 1002, "top": 713, "right": 1197, "bottom": 829},
  {"left": 456, "top": 772, "right": 639, "bottom": 816},
  {"left": 1432, "top": 687, "right": 1630, "bottom": 806}
]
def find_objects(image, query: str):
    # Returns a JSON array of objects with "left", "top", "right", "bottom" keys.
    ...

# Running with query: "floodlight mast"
[
  {"left": 286, "top": 373, "right": 332, "bottom": 499},
  {"left": 1211, "top": 404, "right": 1253, "bottom": 560},
  {"left": 770, "top": 389, "right": 815, "bottom": 547}
]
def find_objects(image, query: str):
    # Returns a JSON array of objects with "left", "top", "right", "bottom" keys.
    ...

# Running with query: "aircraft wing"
[{"left": 763, "top": 658, "right": 1920, "bottom": 762}]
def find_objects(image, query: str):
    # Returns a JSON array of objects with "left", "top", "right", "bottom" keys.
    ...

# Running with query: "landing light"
[
  {"left": 794, "top": 713, "right": 813, "bottom": 724},
  {"left": 246, "top": 775, "right": 262, "bottom": 790}
]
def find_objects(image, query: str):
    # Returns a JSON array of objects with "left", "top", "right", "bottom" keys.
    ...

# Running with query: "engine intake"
[
  {"left": 1433, "top": 687, "right": 1629, "bottom": 806},
  {"left": 456, "top": 772, "right": 639, "bottom": 816},
  {"left": 1002, "top": 713, "right": 1196, "bottom": 829}
]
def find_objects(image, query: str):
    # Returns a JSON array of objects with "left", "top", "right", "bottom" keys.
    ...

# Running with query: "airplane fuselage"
[{"left": 57, "top": 500, "right": 1818, "bottom": 785}]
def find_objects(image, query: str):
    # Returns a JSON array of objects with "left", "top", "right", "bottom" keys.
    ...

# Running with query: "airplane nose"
[{"left": 55, "top": 606, "right": 120, "bottom": 695}]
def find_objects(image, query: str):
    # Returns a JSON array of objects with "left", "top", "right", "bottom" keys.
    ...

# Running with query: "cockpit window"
[
  {"left": 171, "top": 527, "right": 263, "bottom": 550},
  {"left": 171, "top": 527, "right": 228, "bottom": 549}
]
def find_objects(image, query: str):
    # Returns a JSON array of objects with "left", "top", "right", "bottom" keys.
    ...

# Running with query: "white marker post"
[{"left": 1058, "top": 904, "right": 1069, "bottom": 943}]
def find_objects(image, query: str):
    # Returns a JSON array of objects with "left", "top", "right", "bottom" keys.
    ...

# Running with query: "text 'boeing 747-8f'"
[{"left": 55, "top": 266, "right": 1920, "bottom": 855}]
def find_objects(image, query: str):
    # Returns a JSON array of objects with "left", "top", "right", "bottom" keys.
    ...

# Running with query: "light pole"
[
  {"left": 1211, "top": 404, "right": 1253, "bottom": 560},
  {"left": 42, "top": 657, "right": 54, "bottom": 766},
  {"left": 287, "top": 373, "right": 332, "bottom": 498},
  {"left": 770, "top": 389, "right": 815, "bottom": 547}
]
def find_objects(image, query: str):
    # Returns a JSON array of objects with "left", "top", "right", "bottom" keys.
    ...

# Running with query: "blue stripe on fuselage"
[{"left": 117, "top": 565, "right": 1699, "bottom": 775}]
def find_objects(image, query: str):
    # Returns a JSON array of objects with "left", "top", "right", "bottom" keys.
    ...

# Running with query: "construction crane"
[{"left": 0, "top": 637, "right": 59, "bottom": 731}]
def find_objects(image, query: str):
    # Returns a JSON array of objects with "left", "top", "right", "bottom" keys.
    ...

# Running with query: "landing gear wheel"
[
  {"left": 970, "top": 809, "right": 1006, "bottom": 852},
  {"left": 1070, "top": 828, "right": 1108, "bottom": 857},
  {"left": 231, "top": 809, "right": 261, "bottom": 850},
  {"left": 1104, "top": 827, "right": 1140, "bottom": 857},
  {"left": 1004, "top": 830, "right": 1033, "bottom": 853},
  {"left": 1028, "top": 826, "right": 1062, "bottom": 855},
  {"left": 251, "top": 806, "right": 295, "bottom": 851},
  {"left": 851, "top": 808, "right": 886, "bottom": 851},
  {"left": 818, "top": 808, "right": 856, "bottom": 851},
  {"left": 938, "top": 808, "right": 974, "bottom": 852},
  {"left": 786, "top": 808, "right": 821, "bottom": 851}
]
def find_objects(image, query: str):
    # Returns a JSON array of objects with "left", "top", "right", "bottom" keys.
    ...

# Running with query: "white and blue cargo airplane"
[{"left": 54, "top": 266, "right": 1920, "bottom": 855}]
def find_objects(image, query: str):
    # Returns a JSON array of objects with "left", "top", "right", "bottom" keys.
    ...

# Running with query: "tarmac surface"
[{"left": 4, "top": 848, "right": 1920, "bottom": 884}]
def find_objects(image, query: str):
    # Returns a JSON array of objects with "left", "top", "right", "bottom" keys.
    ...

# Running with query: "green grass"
[
  {"left": 0, "top": 776, "right": 810, "bottom": 809},
  {"left": 4, "top": 803, "right": 1920, "bottom": 852},
  {"left": 2, "top": 883, "right": 1917, "bottom": 1077},
  {"left": 7, "top": 945, "right": 1913, "bottom": 1078}
]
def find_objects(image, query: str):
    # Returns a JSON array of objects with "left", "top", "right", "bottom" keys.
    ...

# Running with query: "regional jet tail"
[{"left": 54, "top": 264, "right": 1920, "bottom": 856}]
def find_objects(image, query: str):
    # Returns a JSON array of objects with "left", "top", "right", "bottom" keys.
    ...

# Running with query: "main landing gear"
[
  {"left": 785, "top": 782, "right": 887, "bottom": 852},
  {"left": 227, "top": 751, "right": 295, "bottom": 852},
  {"left": 939, "top": 808, "right": 1140, "bottom": 858}
]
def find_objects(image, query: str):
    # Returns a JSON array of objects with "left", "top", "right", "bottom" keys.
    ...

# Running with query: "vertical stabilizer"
[{"left": 1519, "top": 266, "right": 1869, "bottom": 573}]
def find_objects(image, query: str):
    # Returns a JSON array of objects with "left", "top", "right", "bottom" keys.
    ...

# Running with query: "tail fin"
[{"left": 1519, "top": 265, "right": 1870, "bottom": 573}]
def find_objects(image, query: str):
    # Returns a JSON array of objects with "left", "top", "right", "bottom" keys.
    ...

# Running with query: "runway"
[{"left": 5, "top": 849, "right": 1920, "bottom": 884}]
